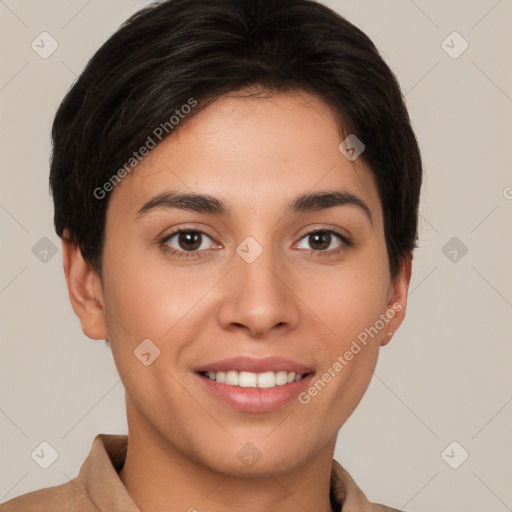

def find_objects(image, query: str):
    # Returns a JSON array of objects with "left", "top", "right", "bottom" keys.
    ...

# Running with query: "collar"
[{"left": 74, "top": 433, "right": 384, "bottom": 511}]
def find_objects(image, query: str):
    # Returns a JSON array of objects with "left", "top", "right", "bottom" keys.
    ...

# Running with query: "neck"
[{"left": 119, "top": 403, "right": 336, "bottom": 512}]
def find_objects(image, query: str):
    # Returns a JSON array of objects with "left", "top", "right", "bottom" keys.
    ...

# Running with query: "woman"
[{"left": 1, "top": 0, "right": 422, "bottom": 510}]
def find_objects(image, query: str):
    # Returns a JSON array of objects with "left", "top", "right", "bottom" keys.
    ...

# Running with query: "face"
[{"left": 67, "top": 90, "right": 410, "bottom": 476}]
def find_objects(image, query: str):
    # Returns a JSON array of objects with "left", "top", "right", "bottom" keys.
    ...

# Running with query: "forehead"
[{"left": 107, "top": 90, "right": 382, "bottom": 225}]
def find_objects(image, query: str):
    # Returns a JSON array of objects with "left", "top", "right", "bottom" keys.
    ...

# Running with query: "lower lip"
[{"left": 196, "top": 373, "right": 315, "bottom": 413}]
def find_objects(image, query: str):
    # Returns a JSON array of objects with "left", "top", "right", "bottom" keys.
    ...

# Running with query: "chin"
[{"left": 200, "top": 438, "right": 314, "bottom": 477}]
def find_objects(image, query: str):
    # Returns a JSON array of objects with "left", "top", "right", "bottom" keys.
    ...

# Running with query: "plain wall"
[{"left": 1, "top": 1, "right": 511, "bottom": 510}]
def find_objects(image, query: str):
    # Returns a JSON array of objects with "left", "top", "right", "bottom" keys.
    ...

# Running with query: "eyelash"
[{"left": 159, "top": 228, "right": 351, "bottom": 260}]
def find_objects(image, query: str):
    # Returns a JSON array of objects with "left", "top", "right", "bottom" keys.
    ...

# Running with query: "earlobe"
[
  {"left": 381, "top": 255, "right": 412, "bottom": 346},
  {"left": 61, "top": 230, "right": 108, "bottom": 340}
]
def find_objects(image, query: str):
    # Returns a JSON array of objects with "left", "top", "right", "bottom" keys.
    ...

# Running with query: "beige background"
[{"left": 1, "top": 1, "right": 511, "bottom": 510}]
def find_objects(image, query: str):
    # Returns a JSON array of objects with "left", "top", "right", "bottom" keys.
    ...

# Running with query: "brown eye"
[
  {"left": 295, "top": 229, "right": 349, "bottom": 255},
  {"left": 163, "top": 230, "right": 215, "bottom": 253},
  {"left": 178, "top": 231, "right": 202, "bottom": 251},
  {"left": 308, "top": 232, "right": 331, "bottom": 251}
]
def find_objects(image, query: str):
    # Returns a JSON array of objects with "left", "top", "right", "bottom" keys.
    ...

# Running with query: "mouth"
[
  {"left": 198, "top": 370, "right": 307, "bottom": 388},
  {"left": 193, "top": 356, "right": 315, "bottom": 413}
]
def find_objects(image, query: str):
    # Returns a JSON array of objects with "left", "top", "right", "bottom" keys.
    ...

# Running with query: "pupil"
[
  {"left": 179, "top": 232, "right": 201, "bottom": 251},
  {"left": 311, "top": 232, "right": 330, "bottom": 250}
]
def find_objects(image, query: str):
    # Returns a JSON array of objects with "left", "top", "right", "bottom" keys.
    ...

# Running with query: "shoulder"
[
  {"left": 1, "top": 433, "right": 132, "bottom": 512},
  {"left": 371, "top": 505, "right": 404, "bottom": 512},
  {"left": 0, "top": 479, "right": 95, "bottom": 512}
]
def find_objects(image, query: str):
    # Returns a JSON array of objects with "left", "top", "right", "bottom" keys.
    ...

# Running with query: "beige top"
[{"left": 0, "top": 434, "right": 402, "bottom": 511}]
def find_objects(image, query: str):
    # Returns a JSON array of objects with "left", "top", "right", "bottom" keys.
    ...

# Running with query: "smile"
[{"left": 200, "top": 370, "right": 306, "bottom": 388}]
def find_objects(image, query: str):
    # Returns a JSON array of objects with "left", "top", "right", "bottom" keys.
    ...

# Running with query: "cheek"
[
  {"left": 299, "top": 270, "right": 386, "bottom": 425},
  {"left": 316, "top": 258, "right": 389, "bottom": 405},
  {"left": 100, "top": 248, "right": 225, "bottom": 367},
  {"left": 103, "top": 274, "right": 187, "bottom": 340},
  {"left": 310, "top": 261, "right": 389, "bottom": 340}
]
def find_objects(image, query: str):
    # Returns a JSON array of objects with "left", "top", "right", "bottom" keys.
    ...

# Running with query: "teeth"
[
  {"left": 238, "top": 371, "right": 257, "bottom": 388},
  {"left": 203, "top": 370, "right": 305, "bottom": 388},
  {"left": 275, "top": 371, "right": 288, "bottom": 385},
  {"left": 225, "top": 371, "right": 239, "bottom": 386},
  {"left": 257, "top": 371, "right": 276, "bottom": 389}
]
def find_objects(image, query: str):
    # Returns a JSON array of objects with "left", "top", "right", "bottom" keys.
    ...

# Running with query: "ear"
[
  {"left": 61, "top": 229, "right": 108, "bottom": 340},
  {"left": 380, "top": 254, "right": 412, "bottom": 346}
]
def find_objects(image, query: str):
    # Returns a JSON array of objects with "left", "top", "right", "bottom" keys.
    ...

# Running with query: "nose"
[{"left": 216, "top": 244, "right": 300, "bottom": 338}]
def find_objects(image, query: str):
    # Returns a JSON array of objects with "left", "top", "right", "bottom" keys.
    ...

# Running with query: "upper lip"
[{"left": 193, "top": 356, "right": 315, "bottom": 375}]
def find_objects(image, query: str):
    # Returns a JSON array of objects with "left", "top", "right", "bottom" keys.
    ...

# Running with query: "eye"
[
  {"left": 295, "top": 229, "right": 349, "bottom": 254},
  {"left": 159, "top": 227, "right": 350, "bottom": 260},
  {"left": 161, "top": 229, "right": 218, "bottom": 257}
]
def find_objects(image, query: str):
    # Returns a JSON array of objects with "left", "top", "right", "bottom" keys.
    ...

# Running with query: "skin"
[{"left": 62, "top": 89, "right": 411, "bottom": 512}]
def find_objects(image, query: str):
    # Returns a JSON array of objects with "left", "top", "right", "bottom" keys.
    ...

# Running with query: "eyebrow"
[{"left": 136, "top": 190, "right": 373, "bottom": 225}]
